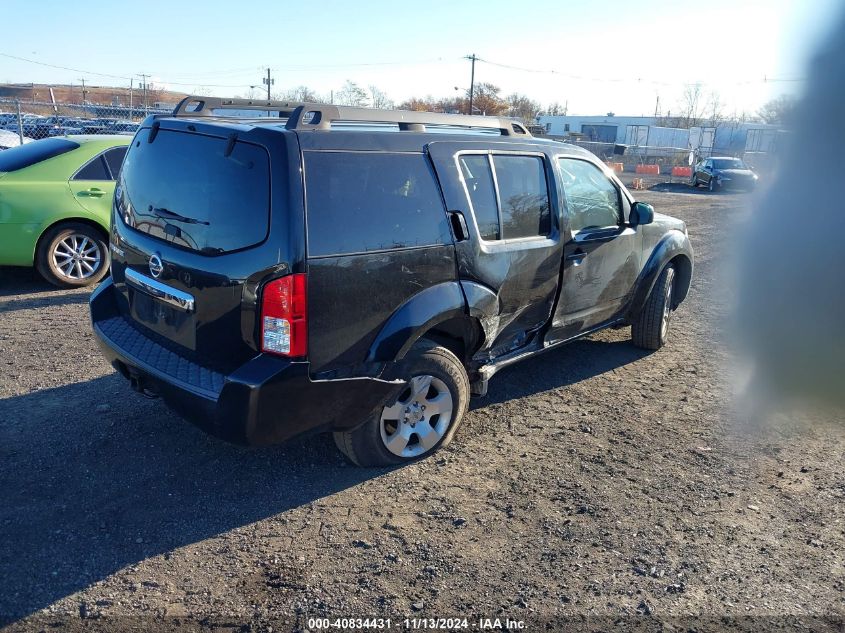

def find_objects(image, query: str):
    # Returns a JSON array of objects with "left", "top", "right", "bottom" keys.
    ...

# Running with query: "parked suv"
[{"left": 90, "top": 97, "right": 693, "bottom": 466}]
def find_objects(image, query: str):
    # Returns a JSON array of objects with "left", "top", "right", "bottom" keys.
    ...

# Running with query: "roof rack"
[
  {"left": 172, "top": 96, "right": 311, "bottom": 118},
  {"left": 171, "top": 96, "right": 531, "bottom": 137},
  {"left": 285, "top": 105, "right": 531, "bottom": 136}
]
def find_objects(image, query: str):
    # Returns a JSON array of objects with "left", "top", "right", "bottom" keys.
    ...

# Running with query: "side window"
[
  {"left": 557, "top": 158, "right": 622, "bottom": 232},
  {"left": 73, "top": 154, "right": 109, "bottom": 181},
  {"left": 304, "top": 151, "right": 451, "bottom": 257},
  {"left": 458, "top": 154, "right": 499, "bottom": 240},
  {"left": 492, "top": 155, "right": 551, "bottom": 239},
  {"left": 103, "top": 147, "right": 127, "bottom": 180}
]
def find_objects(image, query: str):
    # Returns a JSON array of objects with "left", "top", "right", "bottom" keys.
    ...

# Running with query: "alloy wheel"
[
  {"left": 52, "top": 234, "right": 102, "bottom": 280},
  {"left": 379, "top": 374, "right": 454, "bottom": 458},
  {"left": 661, "top": 268, "right": 675, "bottom": 340}
]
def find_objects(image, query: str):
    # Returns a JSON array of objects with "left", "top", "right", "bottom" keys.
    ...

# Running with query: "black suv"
[
  {"left": 90, "top": 97, "right": 693, "bottom": 466},
  {"left": 691, "top": 156, "right": 758, "bottom": 191}
]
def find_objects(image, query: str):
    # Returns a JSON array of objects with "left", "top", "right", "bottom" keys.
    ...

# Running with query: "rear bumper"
[{"left": 89, "top": 278, "right": 404, "bottom": 446}]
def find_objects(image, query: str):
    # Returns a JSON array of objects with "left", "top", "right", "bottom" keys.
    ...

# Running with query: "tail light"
[{"left": 261, "top": 274, "right": 307, "bottom": 357}]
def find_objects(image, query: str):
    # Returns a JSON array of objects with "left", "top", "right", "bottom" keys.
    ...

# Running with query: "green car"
[{"left": 0, "top": 135, "right": 131, "bottom": 287}]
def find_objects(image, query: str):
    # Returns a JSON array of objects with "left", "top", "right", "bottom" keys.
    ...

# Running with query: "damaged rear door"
[{"left": 427, "top": 141, "right": 563, "bottom": 357}]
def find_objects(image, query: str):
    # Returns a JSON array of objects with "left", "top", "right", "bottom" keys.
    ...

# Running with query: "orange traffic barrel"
[{"left": 635, "top": 164, "right": 660, "bottom": 175}]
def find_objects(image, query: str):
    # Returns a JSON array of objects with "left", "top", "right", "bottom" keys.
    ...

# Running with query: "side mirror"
[{"left": 631, "top": 201, "right": 654, "bottom": 226}]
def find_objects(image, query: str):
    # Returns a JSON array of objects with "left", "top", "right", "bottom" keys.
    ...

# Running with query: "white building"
[
  {"left": 537, "top": 114, "right": 784, "bottom": 155},
  {"left": 538, "top": 115, "right": 656, "bottom": 143}
]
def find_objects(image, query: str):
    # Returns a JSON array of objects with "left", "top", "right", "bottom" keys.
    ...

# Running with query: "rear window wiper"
[{"left": 150, "top": 206, "right": 210, "bottom": 225}]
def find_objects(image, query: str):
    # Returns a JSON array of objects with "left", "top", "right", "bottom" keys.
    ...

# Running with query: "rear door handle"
[
  {"left": 448, "top": 211, "right": 470, "bottom": 242},
  {"left": 82, "top": 188, "right": 105, "bottom": 197}
]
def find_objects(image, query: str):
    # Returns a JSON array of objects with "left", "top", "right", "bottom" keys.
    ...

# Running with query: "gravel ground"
[{"left": 1, "top": 185, "right": 843, "bottom": 631}]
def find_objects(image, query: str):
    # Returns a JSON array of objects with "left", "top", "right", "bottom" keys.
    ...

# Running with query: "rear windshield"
[
  {"left": 0, "top": 138, "right": 79, "bottom": 172},
  {"left": 117, "top": 128, "right": 270, "bottom": 254}
]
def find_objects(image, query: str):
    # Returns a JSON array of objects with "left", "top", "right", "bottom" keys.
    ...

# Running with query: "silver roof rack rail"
[
  {"left": 172, "top": 96, "right": 315, "bottom": 118},
  {"left": 285, "top": 104, "right": 531, "bottom": 136},
  {"left": 171, "top": 96, "right": 531, "bottom": 137}
]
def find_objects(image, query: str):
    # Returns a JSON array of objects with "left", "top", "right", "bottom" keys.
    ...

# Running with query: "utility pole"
[
  {"left": 15, "top": 100, "right": 23, "bottom": 145},
  {"left": 465, "top": 54, "right": 477, "bottom": 115},
  {"left": 262, "top": 67, "right": 274, "bottom": 101},
  {"left": 129, "top": 78, "right": 133, "bottom": 120},
  {"left": 138, "top": 73, "right": 151, "bottom": 114},
  {"left": 78, "top": 78, "right": 87, "bottom": 105},
  {"left": 654, "top": 95, "right": 660, "bottom": 117}
]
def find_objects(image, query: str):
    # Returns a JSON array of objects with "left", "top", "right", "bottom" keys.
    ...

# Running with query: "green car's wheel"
[{"left": 36, "top": 222, "right": 109, "bottom": 288}]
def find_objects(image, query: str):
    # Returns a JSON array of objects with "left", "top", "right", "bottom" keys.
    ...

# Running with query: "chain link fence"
[
  {"left": 0, "top": 98, "right": 175, "bottom": 149},
  {"left": 560, "top": 139, "right": 693, "bottom": 169}
]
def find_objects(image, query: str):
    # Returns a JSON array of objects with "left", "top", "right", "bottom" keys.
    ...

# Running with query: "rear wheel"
[
  {"left": 36, "top": 222, "right": 109, "bottom": 288},
  {"left": 333, "top": 341, "right": 470, "bottom": 466},
  {"left": 632, "top": 264, "right": 676, "bottom": 350}
]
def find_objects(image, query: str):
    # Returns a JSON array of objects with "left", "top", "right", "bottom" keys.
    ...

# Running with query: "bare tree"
[
  {"left": 506, "top": 93, "right": 542, "bottom": 123},
  {"left": 757, "top": 95, "right": 797, "bottom": 125},
  {"left": 468, "top": 82, "right": 507, "bottom": 116},
  {"left": 706, "top": 91, "right": 725, "bottom": 125},
  {"left": 679, "top": 83, "right": 704, "bottom": 128},
  {"left": 545, "top": 101, "right": 566, "bottom": 116},
  {"left": 368, "top": 85, "right": 393, "bottom": 109},
  {"left": 276, "top": 85, "right": 321, "bottom": 102},
  {"left": 336, "top": 81, "right": 368, "bottom": 107},
  {"left": 398, "top": 97, "right": 437, "bottom": 111}
]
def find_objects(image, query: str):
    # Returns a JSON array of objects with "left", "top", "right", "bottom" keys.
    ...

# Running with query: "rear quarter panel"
[{"left": 308, "top": 245, "right": 458, "bottom": 376}]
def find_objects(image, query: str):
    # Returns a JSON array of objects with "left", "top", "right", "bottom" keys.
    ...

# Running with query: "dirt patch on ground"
[{"left": 1, "top": 190, "right": 843, "bottom": 630}]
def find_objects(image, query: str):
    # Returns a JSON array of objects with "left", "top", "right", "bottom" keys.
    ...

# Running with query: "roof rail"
[
  {"left": 171, "top": 95, "right": 531, "bottom": 136},
  {"left": 172, "top": 96, "right": 314, "bottom": 118},
  {"left": 285, "top": 105, "right": 531, "bottom": 136}
]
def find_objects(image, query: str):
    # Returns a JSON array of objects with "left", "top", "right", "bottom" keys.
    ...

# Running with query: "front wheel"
[
  {"left": 36, "top": 222, "right": 109, "bottom": 288},
  {"left": 708, "top": 178, "right": 717, "bottom": 192},
  {"left": 631, "top": 264, "right": 676, "bottom": 350},
  {"left": 333, "top": 341, "right": 470, "bottom": 466}
]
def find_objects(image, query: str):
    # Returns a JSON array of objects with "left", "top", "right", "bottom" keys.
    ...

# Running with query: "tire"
[
  {"left": 708, "top": 178, "right": 717, "bottom": 192},
  {"left": 36, "top": 222, "right": 109, "bottom": 288},
  {"left": 631, "top": 264, "right": 676, "bottom": 350},
  {"left": 690, "top": 174, "right": 698, "bottom": 188},
  {"left": 333, "top": 340, "right": 470, "bottom": 467}
]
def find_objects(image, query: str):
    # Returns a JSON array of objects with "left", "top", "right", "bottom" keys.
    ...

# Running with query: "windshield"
[
  {"left": 117, "top": 127, "right": 271, "bottom": 254},
  {"left": 712, "top": 158, "right": 745, "bottom": 170}
]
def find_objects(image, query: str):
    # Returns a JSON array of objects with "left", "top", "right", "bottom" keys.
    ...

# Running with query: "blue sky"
[{"left": 0, "top": 0, "right": 839, "bottom": 115}]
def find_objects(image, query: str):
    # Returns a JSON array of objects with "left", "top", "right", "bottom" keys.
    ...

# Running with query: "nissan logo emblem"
[{"left": 149, "top": 253, "right": 164, "bottom": 279}]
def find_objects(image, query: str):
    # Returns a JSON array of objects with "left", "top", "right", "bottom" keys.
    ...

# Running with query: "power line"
[
  {"left": 0, "top": 52, "right": 255, "bottom": 88},
  {"left": 474, "top": 55, "right": 805, "bottom": 87},
  {"left": 0, "top": 52, "right": 131, "bottom": 81},
  {"left": 0, "top": 50, "right": 806, "bottom": 92}
]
